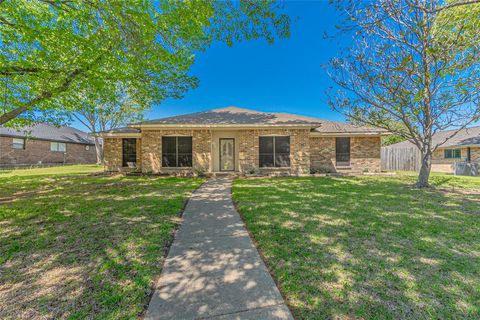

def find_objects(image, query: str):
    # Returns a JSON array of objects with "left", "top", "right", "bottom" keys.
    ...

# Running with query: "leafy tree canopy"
[{"left": 0, "top": 0, "right": 290, "bottom": 126}]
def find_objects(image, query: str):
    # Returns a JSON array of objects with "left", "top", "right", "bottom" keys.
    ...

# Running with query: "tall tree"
[
  {"left": 72, "top": 86, "right": 145, "bottom": 163},
  {"left": 327, "top": 0, "right": 480, "bottom": 187},
  {"left": 0, "top": 0, "right": 289, "bottom": 125}
]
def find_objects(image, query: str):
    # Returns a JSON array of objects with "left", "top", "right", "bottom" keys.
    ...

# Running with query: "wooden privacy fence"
[{"left": 381, "top": 147, "right": 421, "bottom": 172}]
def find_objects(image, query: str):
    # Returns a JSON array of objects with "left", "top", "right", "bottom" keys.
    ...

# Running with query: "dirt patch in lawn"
[{"left": 0, "top": 172, "right": 203, "bottom": 319}]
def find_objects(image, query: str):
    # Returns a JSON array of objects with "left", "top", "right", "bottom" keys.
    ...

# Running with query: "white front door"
[{"left": 220, "top": 138, "right": 235, "bottom": 171}]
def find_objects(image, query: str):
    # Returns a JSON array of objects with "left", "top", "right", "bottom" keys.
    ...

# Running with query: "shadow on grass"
[
  {"left": 233, "top": 176, "right": 480, "bottom": 320},
  {"left": 0, "top": 174, "right": 203, "bottom": 319}
]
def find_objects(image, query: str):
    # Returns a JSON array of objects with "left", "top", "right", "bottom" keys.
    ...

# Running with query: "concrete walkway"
[{"left": 145, "top": 178, "right": 293, "bottom": 320}]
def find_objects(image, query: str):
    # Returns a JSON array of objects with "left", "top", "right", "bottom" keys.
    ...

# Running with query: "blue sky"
[{"left": 74, "top": 1, "right": 349, "bottom": 131}]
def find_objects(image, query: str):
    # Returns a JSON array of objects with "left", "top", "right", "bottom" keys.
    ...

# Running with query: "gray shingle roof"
[
  {"left": 0, "top": 123, "right": 95, "bottom": 145},
  {"left": 133, "top": 107, "right": 386, "bottom": 133},
  {"left": 388, "top": 126, "right": 480, "bottom": 148}
]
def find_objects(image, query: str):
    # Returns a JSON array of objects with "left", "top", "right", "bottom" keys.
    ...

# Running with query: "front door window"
[{"left": 220, "top": 139, "right": 235, "bottom": 171}]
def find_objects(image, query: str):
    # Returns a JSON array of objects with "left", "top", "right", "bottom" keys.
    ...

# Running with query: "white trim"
[
  {"left": 101, "top": 133, "right": 141, "bottom": 138},
  {"left": 101, "top": 128, "right": 387, "bottom": 138},
  {"left": 436, "top": 144, "right": 480, "bottom": 149},
  {"left": 131, "top": 124, "right": 315, "bottom": 129},
  {"left": 310, "top": 132, "right": 385, "bottom": 137}
]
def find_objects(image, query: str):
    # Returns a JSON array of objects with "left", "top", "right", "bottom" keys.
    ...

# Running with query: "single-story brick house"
[
  {"left": 387, "top": 126, "right": 480, "bottom": 173},
  {"left": 0, "top": 123, "right": 97, "bottom": 167},
  {"left": 101, "top": 107, "right": 387, "bottom": 175}
]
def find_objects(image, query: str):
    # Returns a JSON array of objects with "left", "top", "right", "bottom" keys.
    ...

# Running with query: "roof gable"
[
  {"left": 135, "top": 106, "right": 324, "bottom": 126},
  {"left": 132, "top": 106, "right": 385, "bottom": 134}
]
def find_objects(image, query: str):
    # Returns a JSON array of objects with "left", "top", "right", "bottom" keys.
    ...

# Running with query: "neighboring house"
[
  {"left": 101, "top": 107, "right": 386, "bottom": 175},
  {"left": 0, "top": 123, "right": 97, "bottom": 167},
  {"left": 387, "top": 126, "right": 480, "bottom": 173}
]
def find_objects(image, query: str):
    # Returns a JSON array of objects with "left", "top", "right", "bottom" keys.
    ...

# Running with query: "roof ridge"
[{"left": 436, "top": 125, "right": 480, "bottom": 133}]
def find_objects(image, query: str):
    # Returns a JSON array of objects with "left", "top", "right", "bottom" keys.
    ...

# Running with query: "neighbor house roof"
[
  {"left": 127, "top": 106, "right": 386, "bottom": 134},
  {"left": 388, "top": 126, "right": 480, "bottom": 149},
  {"left": 0, "top": 123, "right": 95, "bottom": 145}
]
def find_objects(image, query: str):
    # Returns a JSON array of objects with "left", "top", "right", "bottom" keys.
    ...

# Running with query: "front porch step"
[{"left": 207, "top": 172, "right": 239, "bottom": 177}]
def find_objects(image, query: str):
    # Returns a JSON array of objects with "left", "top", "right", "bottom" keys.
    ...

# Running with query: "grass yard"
[
  {"left": 0, "top": 165, "right": 204, "bottom": 319},
  {"left": 233, "top": 173, "right": 480, "bottom": 319}
]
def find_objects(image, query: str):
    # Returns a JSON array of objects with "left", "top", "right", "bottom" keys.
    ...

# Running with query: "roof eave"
[
  {"left": 100, "top": 132, "right": 142, "bottom": 138},
  {"left": 0, "top": 133, "right": 95, "bottom": 145},
  {"left": 130, "top": 123, "right": 318, "bottom": 129},
  {"left": 436, "top": 143, "right": 480, "bottom": 149},
  {"left": 310, "top": 131, "right": 387, "bottom": 137}
]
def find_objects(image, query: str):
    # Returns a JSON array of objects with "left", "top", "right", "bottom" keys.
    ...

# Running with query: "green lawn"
[
  {"left": 0, "top": 165, "right": 204, "bottom": 319},
  {"left": 233, "top": 174, "right": 480, "bottom": 319}
]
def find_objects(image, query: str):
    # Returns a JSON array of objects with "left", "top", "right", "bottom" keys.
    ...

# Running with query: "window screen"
[
  {"left": 336, "top": 137, "right": 350, "bottom": 165},
  {"left": 162, "top": 136, "right": 192, "bottom": 167},
  {"left": 12, "top": 138, "right": 25, "bottom": 150},
  {"left": 51, "top": 142, "right": 66, "bottom": 152},
  {"left": 259, "top": 136, "right": 290, "bottom": 167},
  {"left": 444, "top": 149, "right": 461, "bottom": 159},
  {"left": 122, "top": 138, "right": 137, "bottom": 167}
]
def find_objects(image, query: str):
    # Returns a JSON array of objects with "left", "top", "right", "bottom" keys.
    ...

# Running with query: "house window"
[
  {"left": 259, "top": 136, "right": 290, "bottom": 168},
  {"left": 162, "top": 136, "right": 192, "bottom": 167},
  {"left": 122, "top": 138, "right": 137, "bottom": 167},
  {"left": 50, "top": 142, "right": 66, "bottom": 152},
  {"left": 444, "top": 148, "right": 461, "bottom": 159},
  {"left": 85, "top": 145, "right": 90, "bottom": 151},
  {"left": 336, "top": 137, "right": 350, "bottom": 166},
  {"left": 12, "top": 138, "right": 25, "bottom": 150}
]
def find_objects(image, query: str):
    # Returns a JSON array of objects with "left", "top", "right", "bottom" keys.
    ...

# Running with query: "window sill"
[
  {"left": 161, "top": 167, "right": 193, "bottom": 169},
  {"left": 259, "top": 167, "right": 291, "bottom": 170}
]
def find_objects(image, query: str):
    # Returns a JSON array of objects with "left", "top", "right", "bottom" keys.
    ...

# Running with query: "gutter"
[{"left": 0, "top": 134, "right": 95, "bottom": 146}]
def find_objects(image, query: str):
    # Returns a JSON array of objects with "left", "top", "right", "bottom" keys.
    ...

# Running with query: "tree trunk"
[
  {"left": 416, "top": 150, "right": 432, "bottom": 188},
  {"left": 94, "top": 136, "right": 103, "bottom": 164}
]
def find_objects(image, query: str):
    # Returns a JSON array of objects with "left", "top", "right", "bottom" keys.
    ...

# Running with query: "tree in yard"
[
  {"left": 0, "top": 1, "right": 290, "bottom": 125},
  {"left": 71, "top": 85, "right": 146, "bottom": 164},
  {"left": 327, "top": 0, "right": 480, "bottom": 187}
]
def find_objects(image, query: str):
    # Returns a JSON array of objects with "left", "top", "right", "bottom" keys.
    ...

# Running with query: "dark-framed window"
[
  {"left": 162, "top": 136, "right": 192, "bottom": 167},
  {"left": 122, "top": 138, "right": 137, "bottom": 167},
  {"left": 259, "top": 136, "right": 290, "bottom": 168},
  {"left": 12, "top": 138, "right": 25, "bottom": 150},
  {"left": 444, "top": 148, "right": 461, "bottom": 159},
  {"left": 336, "top": 137, "right": 350, "bottom": 166}
]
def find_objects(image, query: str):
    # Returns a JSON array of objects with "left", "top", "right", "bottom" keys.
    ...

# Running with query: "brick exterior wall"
[
  {"left": 310, "top": 137, "right": 335, "bottom": 171},
  {"left": 141, "top": 130, "right": 211, "bottom": 173},
  {"left": 310, "top": 136, "right": 381, "bottom": 173},
  {"left": 351, "top": 136, "right": 382, "bottom": 172},
  {"left": 103, "top": 137, "right": 142, "bottom": 172},
  {"left": 431, "top": 146, "right": 480, "bottom": 173},
  {"left": 103, "top": 138, "right": 122, "bottom": 171},
  {"left": 238, "top": 129, "right": 311, "bottom": 175},
  {"left": 472, "top": 147, "right": 480, "bottom": 162},
  {"left": 102, "top": 129, "right": 382, "bottom": 175},
  {"left": 0, "top": 136, "right": 96, "bottom": 167}
]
